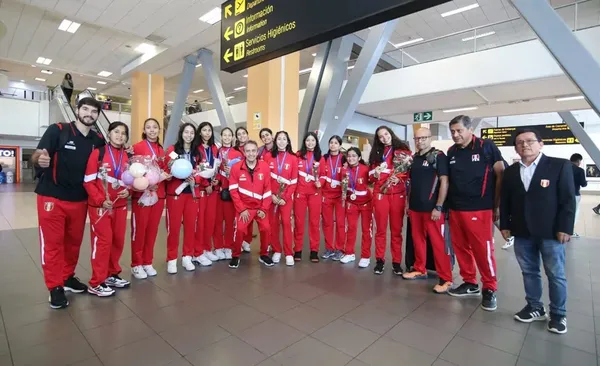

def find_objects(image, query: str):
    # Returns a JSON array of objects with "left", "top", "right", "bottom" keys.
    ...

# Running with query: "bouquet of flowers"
[
  {"left": 381, "top": 151, "right": 413, "bottom": 194},
  {"left": 274, "top": 178, "right": 287, "bottom": 213},
  {"left": 341, "top": 170, "right": 350, "bottom": 206},
  {"left": 220, "top": 151, "right": 242, "bottom": 178},
  {"left": 312, "top": 161, "right": 320, "bottom": 183},
  {"left": 121, "top": 155, "right": 165, "bottom": 206}
]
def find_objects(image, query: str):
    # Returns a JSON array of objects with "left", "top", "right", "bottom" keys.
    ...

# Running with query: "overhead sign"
[
  {"left": 481, "top": 123, "right": 584, "bottom": 147},
  {"left": 413, "top": 111, "right": 432, "bottom": 122},
  {"left": 220, "top": 0, "right": 450, "bottom": 73}
]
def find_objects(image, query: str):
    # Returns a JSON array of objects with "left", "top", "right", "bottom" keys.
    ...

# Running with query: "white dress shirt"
[{"left": 519, "top": 153, "right": 543, "bottom": 191}]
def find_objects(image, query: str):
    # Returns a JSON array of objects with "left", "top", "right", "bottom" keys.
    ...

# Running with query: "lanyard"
[
  {"left": 349, "top": 165, "right": 359, "bottom": 192},
  {"left": 204, "top": 146, "right": 214, "bottom": 166},
  {"left": 183, "top": 152, "right": 192, "bottom": 164},
  {"left": 276, "top": 152, "right": 287, "bottom": 175},
  {"left": 329, "top": 154, "right": 341, "bottom": 180},
  {"left": 383, "top": 146, "right": 393, "bottom": 162},
  {"left": 107, "top": 146, "right": 124, "bottom": 178},
  {"left": 305, "top": 152, "right": 314, "bottom": 174},
  {"left": 145, "top": 140, "right": 157, "bottom": 158}
]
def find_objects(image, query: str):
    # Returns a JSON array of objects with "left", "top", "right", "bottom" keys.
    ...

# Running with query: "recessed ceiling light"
[
  {"left": 312, "top": 53, "right": 317, "bottom": 57},
  {"left": 36, "top": 57, "right": 52, "bottom": 65},
  {"left": 462, "top": 31, "right": 495, "bottom": 42},
  {"left": 443, "top": 106, "right": 478, "bottom": 113},
  {"left": 195, "top": 64, "right": 202, "bottom": 68},
  {"left": 135, "top": 43, "right": 155, "bottom": 53},
  {"left": 58, "top": 19, "right": 81, "bottom": 33},
  {"left": 193, "top": 89, "right": 204, "bottom": 93},
  {"left": 243, "top": 74, "right": 248, "bottom": 78},
  {"left": 40, "top": 70, "right": 53, "bottom": 74},
  {"left": 556, "top": 96, "right": 585, "bottom": 102},
  {"left": 167, "top": 101, "right": 174, "bottom": 104},
  {"left": 199, "top": 7, "right": 221, "bottom": 25},
  {"left": 97, "top": 81, "right": 107, "bottom": 85},
  {"left": 31, "top": 65, "right": 36, "bottom": 68},
  {"left": 234, "top": 86, "right": 246, "bottom": 91},
  {"left": 226, "top": 96, "right": 234, "bottom": 100},
  {"left": 393, "top": 38, "right": 424, "bottom": 48},
  {"left": 347, "top": 65, "right": 355, "bottom": 70},
  {"left": 35, "top": 78, "right": 46, "bottom": 82},
  {"left": 441, "top": 3, "right": 480, "bottom": 17},
  {"left": 88, "top": 87, "right": 97, "bottom": 91},
  {"left": 97, "top": 71, "right": 112, "bottom": 77},
  {"left": 299, "top": 68, "right": 312, "bottom": 75}
]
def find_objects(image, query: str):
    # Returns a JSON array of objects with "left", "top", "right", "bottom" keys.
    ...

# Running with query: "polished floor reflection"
[{"left": 0, "top": 184, "right": 598, "bottom": 366}]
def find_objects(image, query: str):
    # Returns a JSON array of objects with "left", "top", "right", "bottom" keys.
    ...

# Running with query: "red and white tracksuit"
[
  {"left": 294, "top": 152, "right": 322, "bottom": 253},
  {"left": 344, "top": 164, "right": 373, "bottom": 258},
  {"left": 130, "top": 140, "right": 165, "bottom": 268},
  {"left": 229, "top": 160, "right": 272, "bottom": 257},
  {"left": 215, "top": 147, "right": 244, "bottom": 251},
  {"left": 236, "top": 146, "right": 255, "bottom": 245},
  {"left": 83, "top": 146, "right": 130, "bottom": 288},
  {"left": 319, "top": 154, "right": 346, "bottom": 252},
  {"left": 409, "top": 211, "right": 452, "bottom": 282},
  {"left": 266, "top": 152, "right": 298, "bottom": 256},
  {"left": 369, "top": 147, "right": 411, "bottom": 263},
  {"left": 164, "top": 146, "right": 201, "bottom": 262},
  {"left": 195, "top": 144, "right": 219, "bottom": 257}
]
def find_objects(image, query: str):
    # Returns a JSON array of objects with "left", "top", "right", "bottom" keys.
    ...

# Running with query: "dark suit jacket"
[{"left": 500, "top": 154, "right": 575, "bottom": 239}]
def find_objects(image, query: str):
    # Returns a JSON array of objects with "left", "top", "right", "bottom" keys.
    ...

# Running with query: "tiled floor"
[{"left": 0, "top": 184, "right": 599, "bottom": 366}]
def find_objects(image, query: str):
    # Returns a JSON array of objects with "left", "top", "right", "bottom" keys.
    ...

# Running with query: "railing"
[{"left": 0, "top": 86, "right": 48, "bottom": 101}]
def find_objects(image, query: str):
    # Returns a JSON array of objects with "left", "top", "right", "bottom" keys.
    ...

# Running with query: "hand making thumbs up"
[{"left": 37, "top": 149, "right": 51, "bottom": 168}]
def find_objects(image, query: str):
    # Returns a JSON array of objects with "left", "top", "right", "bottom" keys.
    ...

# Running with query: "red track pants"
[
  {"left": 409, "top": 210, "right": 453, "bottom": 282},
  {"left": 449, "top": 209, "right": 497, "bottom": 291},
  {"left": 373, "top": 193, "right": 406, "bottom": 263},
  {"left": 232, "top": 209, "right": 270, "bottom": 257},
  {"left": 88, "top": 206, "right": 127, "bottom": 287},
  {"left": 131, "top": 198, "right": 164, "bottom": 267},
  {"left": 322, "top": 196, "right": 345, "bottom": 252},
  {"left": 166, "top": 194, "right": 197, "bottom": 261},
  {"left": 214, "top": 196, "right": 236, "bottom": 250},
  {"left": 37, "top": 195, "right": 87, "bottom": 290},
  {"left": 270, "top": 202, "right": 294, "bottom": 256},
  {"left": 294, "top": 192, "right": 321, "bottom": 252},
  {"left": 195, "top": 192, "right": 218, "bottom": 256},
  {"left": 345, "top": 201, "right": 373, "bottom": 258}
]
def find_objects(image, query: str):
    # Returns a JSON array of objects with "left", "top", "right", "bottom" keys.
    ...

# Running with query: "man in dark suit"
[
  {"left": 569, "top": 153, "right": 587, "bottom": 238},
  {"left": 500, "top": 128, "right": 575, "bottom": 335}
]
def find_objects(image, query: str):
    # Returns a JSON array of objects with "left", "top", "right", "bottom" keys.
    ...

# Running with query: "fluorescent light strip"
[
  {"left": 40, "top": 70, "right": 53, "bottom": 74},
  {"left": 36, "top": 57, "right": 52, "bottom": 65},
  {"left": 441, "top": 3, "right": 479, "bottom": 17},
  {"left": 35, "top": 78, "right": 46, "bottom": 82},
  {"left": 462, "top": 31, "right": 495, "bottom": 42},
  {"left": 135, "top": 43, "right": 155, "bottom": 54},
  {"left": 347, "top": 65, "right": 355, "bottom": 70},
  {"left": 443, "top": 106, "right": 478, "bottom": 113},
  {"left": 97, "top": 71, "right": 112, "bottom": 77},
  {"left": 393, "top": 38, "right": 424, "bottom": 48},
  {"left": 193, "top": 89, "right": 204, "bottom": 93},
  {"left": 312, "top": 53, "right": 317, "bottom": 57},
  {"left": 299, "top": 68, "right": 312, "bottom": 75},
  {"left": 199, "top": 7, "right": 221, "bottom": 25},
  {"left": 234, "top": 86, "right": 246, "bottom": 91},
  {"left": 557, "top": 96, "right": 585, "bottom": 102},
  {"left": 97, "top": 81, "right": 107, "bottom": 85},
  {"left": 58, "top": 19, "right": 81, "bottom": 33},
  {"left": 88, "top": 87, "right": 97, "bottom": 91},
  {"left": 195, "top": 64, "right": 202, "bottom": 68},
  {"left": 167, "top": 101, "right": 174, "bottom": 104}
]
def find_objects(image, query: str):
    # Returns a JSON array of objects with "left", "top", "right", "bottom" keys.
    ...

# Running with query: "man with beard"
[{"left": 32, "top": 97, "right": 105, "bottom": 309}]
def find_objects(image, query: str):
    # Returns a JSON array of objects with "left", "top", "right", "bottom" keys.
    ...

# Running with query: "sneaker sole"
[
  {"left": 514, "top": 314, "right": 547, "bottom": 323},
  {"left": 547, "top": 326, "right": 567, "bottom": 334},
  {"left": 64, "top": 286, "right": 86, "bottom": 294},
  {"left": 107, "top": 282, "right": 130, "bottom": 289},
  {"left": 481, "top": 304, "right": 497, "bottom": 312},
  {"left": 229, "top": 264, "right": 240, "bottom": 269},
  {"left": 393, "top": 271, "right": 404, "bottom": 276},
  {"left": 48, "top": 296, "right": 69, "bottom": 309},
  {"left": 402, "top": 275, "right": 428, "bottom": 280},
  {"left": 258, "top": 259, "right": 274, "bottom": 267},
  {"left": 374, "top": 271, "right": 384, "bottom": 275},
  {"left": 448, "top": 291, "right": 481, "bottom": 298},
  {"left": 87, "top": 289, "right": 115, "bottom": 297}
]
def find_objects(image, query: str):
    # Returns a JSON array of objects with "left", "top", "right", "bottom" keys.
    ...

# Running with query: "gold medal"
[{"left": 350, "top": 193, "right": 357, "bottom": 201}]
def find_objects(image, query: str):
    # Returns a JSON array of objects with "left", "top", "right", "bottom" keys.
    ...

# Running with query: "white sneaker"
[
  {"left": 195, "top": 254, "right": 212, "bottom": 267},
  {"left": 285, "top": 255, "right": 295, "bottom": 266},
  {"left": 167, "top": 259, "right": 178, "bottom": 274},
  {"left": 215, "top": 249, "right": 226, "bottom": 260},
  {"left": 272, "top": 253, "right": 282, "bottom": 264},
  {"left": 87, "top": 283, "right": 115, "bottom": 297},
  {"left": 502, "top": 237, "right": 515, "bottom": 250},
  {"left": 242, "top": 241, "right": 251, "bottom": 252},
  {"left": 358, "top": 258, "right": 370, "bottom": 268},
  {"left": 340, "top": 254, "right": 356, "bottom": 264},
  {"left": 106, "top": 275, "right": 130, "bottom": 288},
  {"left": 131, "top": 265, "right": 148, "bottom": 279},
  {"left": 204, "top": 250, "right": 219, "bottom": 262},
  {"left": 142, "top": 265, "right": 157, "bottom": 277},
  {"left": 224, "top": 249, "right": 233, "bottom": 259},
  {"left": 182, "top": 256, "right": 196, "bottom": 271}
]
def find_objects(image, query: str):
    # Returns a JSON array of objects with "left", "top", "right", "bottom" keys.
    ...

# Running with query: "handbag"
[{"left": 220, "top": 188, "right": 232, "bottom": 201}]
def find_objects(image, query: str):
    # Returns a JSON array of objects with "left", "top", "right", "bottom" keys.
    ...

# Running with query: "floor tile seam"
[
  {"left": 62, "top": 304, "right": 108, "bottom": 363},
  {"left": 274, "top": 303, "right": 345, "bottom": 335},
  {"left": 340, "top": 312, "right": 405, "bottom": 337},
  {"left": 83, "top": 324, "right": 157, "bottom": 356},
  {"left": 154, "top": 323, "right": 233, "bottom": 358},
  {"left": 522, "top": 329, "right": 599, "bottom": 357},
  {"left": 457, "top": 325, "right": 527, "bottom": 357},
  {"left": 0, "top": 307, "right": 15, "bottom": 366},
  {"left": 93, "top": 326, "right": 182, "bottom": 362},
  {"left": 71, "top": 306, "right": 138, "bottom": 333},
  {"left": 436, "top": 335, "right": 520, "bottom": 365}
]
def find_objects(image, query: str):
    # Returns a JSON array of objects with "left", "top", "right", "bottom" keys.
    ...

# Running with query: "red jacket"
[
  {"left": 258, "top": 145, "right": 272, "bottom": 160},
  {"left": 319, "top": 153, "right": 345, "bottom": 199},
  {"left": 296, "top": 151, "right": 322, "bottom": 195},
  {"left": 83, "top": 145, "right": 130, "bottom": 208},
  {"left": 164, "top": 145, "right": 202, "bottom": 196},
  {"left": 345, "top": 163, "right": 372, "bottom": 205},
  {"left": 216, "top": 146, "right": 244, "bottom": 190},
  {"left": 265, "top": 151, "right": 298, "bottom": 203},
  {"left": 132, "top": 139, "right": 166, "bottom": 199},
  {"left": 369, "top": 146, "right": 411, "bottom": 195},
  {"left": 229, "top": 160, "right": 272, "bottom": 213},
  {"left": 198, "top": 144, "right": 219, "bottom": 192}
]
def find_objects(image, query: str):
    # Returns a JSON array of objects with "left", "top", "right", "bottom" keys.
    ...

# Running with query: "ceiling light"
[
  {"left": 31, "top": 65, "right": 36, "bottom": 68},
  {"left": 195, "top": 64, "right": 202, "bottom": 68},
  {"left": 20, "top": 80, "right": 24, "bottom": 82},
  {"left": 556, "top": 96, "right": 585, "bottom": 102},
  {"left": 443, "top": 106, "right": 478, "bottom": 113},
  {"left": 299, "top": 68, "right": 312, "bottom": 75},
  {"left": 97, "top": 81, "right": 107, "bottom": 85},
  {"left": 41, "top": 70, "right": 53, "bottom": 75},
  {"left": 167, "top": 101, "right": 174, "bottom": 104},
  {"left": 193, "top": 89, "right": 204, "bottom": 93},
  {"left": 35, "top": 78, "right": 46, "bottom": 82},
  {"left": 226, "top": 96, "right": 234, "bottom": 100},
  {"left": 312, "top": 53, "right": 317, "bottom": 57},
  {"left": 135, "top": 43, "right": 155, "bottom": 54},
  {"left": 462, "top": 31, "right": 495, "bottom": 42},
  {"left": 206, "top": 101, "right": 213, "bottom": 105},
  {"left": 58, "top": 19, "right": 80, "bottom": 33},
  {"left": 347, "top": 65, "right": 355, "bottom": 70},
  {"left": 36, "top": 57, "right": 52, "bottom": 65},
  {"left": 97, "top": 71, "right": 112, "bottom": 77},
  {"left": 243, "top": 74, "right": 248, "bottom": 78},
  {"left": 234, "top": 86, "right": 246, "bottom": 91},
  {"left": 393, "top": 38, "right": 424, "bottom": 48},
  {"left": 88, "top": 87, "right": 97, "bottom": 91},
  {"left": 199, "top": 7, "right": 221, "bottom": 25},
  {"left": 441, "top": 3, "right": 480, "bottom": 17}
]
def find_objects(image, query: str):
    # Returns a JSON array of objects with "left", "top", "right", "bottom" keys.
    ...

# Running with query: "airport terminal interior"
[{"left": 2, "top": 0, "right": 600, "bottom": 365}]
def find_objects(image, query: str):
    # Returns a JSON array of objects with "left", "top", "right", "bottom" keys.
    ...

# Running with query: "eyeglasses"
[
  {"left": 413, "top": 136, "right": 430, "bottom": 141},
  {"left": 516, "top": 139, "right": 539, "bottom": 146}
]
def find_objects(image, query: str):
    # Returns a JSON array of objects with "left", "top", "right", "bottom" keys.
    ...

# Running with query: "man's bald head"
[
  {"left": 414, "top": 127, "right": 433, "bottom": 152},
  {"left": 415, "top": 128, "right": 432, "bottom": 138}
]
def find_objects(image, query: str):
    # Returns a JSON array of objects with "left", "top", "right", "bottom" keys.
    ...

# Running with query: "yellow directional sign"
[
  {"left": 234, "top": 42, "right": 245, "bottom": 61},
  {"left": 235, "top": 0, "right": 245, "bottom": 16},
  {"left": 224, "top": 4, "right": 232, "bottom": 18},
  {"left": 224, "top": 26, "right": 233, "bottom": 41},
  {"left": 234, "top": 18, "right": 245, "bottom": 39},
  {"left": 223, "top": 48, "right": 233, "bottom": 63}
]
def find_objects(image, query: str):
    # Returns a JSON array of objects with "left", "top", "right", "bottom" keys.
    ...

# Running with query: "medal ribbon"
[
  {"left": 204, "top": 146, "right": 214, "bottom": 167},
  {"left": 329, "top": 154, "right": 341, "bottom": 181},
  {"left": 107, "top": 146, "right": 124, "bottom": 178},
  {"left": 276, "top": 152, "right": 287, "bottom": 175},
  {"left": 383, "top": 146, "right": 393, "bottom": 162},
  {"left": 349, "top": 165, "right": 359, "bottom": 193},
  {"left": 145, "top": 140, "right": 156, "bottom": 158},
  {"left": 305, "top": 152, "right": 314, "bottom": 175}
]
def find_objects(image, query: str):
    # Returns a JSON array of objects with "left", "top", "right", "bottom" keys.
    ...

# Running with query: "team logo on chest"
[
  {"left": 422, "top": 160, "right": 429, "bottom": 167},
  {"left": 285, "top": 164, "right": 289, "bottom": 170},
  {"left": 44, "top": 202, "right": 54, "bottom": 212},
  {"left": 471, "top": 154, "right": 480, "bottom": 162},
  {"left": 358, "top": 178, "right": 363, "bottom": 184},
  {"left": 540, "top": 179, "right": 550, "bottom": 188},
  {"left": 240, "top": 173, "right": 247, "bottom": 181},
  {"left": 258, "top": 173, "right": 264, "bottom": 180}
]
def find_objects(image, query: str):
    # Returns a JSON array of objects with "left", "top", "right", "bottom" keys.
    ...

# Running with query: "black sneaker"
[
  {"left": 481, "top": 289, "right": 497, "bottom": 311},
  {"left": 229, "top": 257, "right": 240, "bottom": 269},
  {"left": 310, "top": 251, "right": 319, "bottom": 263},
  {"left": 514, "top": 305, "right": 547, "bottom": 323},
  {"left": 294, "top": 251, "right": 302, "bottom": 262},
  {"left": 548, "top": 315, "right": 567, "bottom": 334},
  {"left": 392, "top": 262, "right": 403, "bottom": 276},
  {"left": 259, "top": 255, "right": 274, "bottom": 267},
  {"left": 448, "top": 282, "right": 481, "bottom": 297},
  {"left": 374, "top": 259, "right": 384, "bottom": 275},
  {"left": 64, "top": 276, "right": 87, "bottom": 293},
  {"left": 49, "top": 286, "right": 69, "bottom": 309}
]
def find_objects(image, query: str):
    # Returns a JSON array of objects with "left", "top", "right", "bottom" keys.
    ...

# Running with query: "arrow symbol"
[
  {"left": 224, "top": 4, "right": 232, "bottom": 18},
  {"left": 224, "top": 26, "right": 233, "bottom": 41},
  {"left": 424, "top": 112, "right": 432, "bottom": 120},
  {"left": 223, "top": 48, "right": 233, "bottom": 63}
]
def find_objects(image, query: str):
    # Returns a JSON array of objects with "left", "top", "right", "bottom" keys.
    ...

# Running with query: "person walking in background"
[
  {"left": 570, "top": 153, "right": 587, "bottom": 238},
  {"left": 320, "top": 135, "right": 346, "bottom": 261},
  {"left": 61, "top": 73, "right": 74, "bottom": 105},
  {"left": 501, "top": 128, "right": 575, "bottom": 334}
]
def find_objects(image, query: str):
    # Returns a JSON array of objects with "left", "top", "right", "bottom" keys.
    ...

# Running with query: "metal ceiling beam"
[
  {"left": 198, "top": 49, "right": 236, "bottom": 132},
  {"left": 164, "top": 53, "right": 197, "bottom": 147},
  {"left": 558, "top": 111, "right": 600, "bottom": 166}
]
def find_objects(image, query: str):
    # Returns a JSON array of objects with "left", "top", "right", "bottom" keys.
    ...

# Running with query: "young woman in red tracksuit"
[
  {"left": 83, "top": 121, "right": 131, "bottom": 297},
  {"left": 341, "top": 147, "right": 373, "bottom": 268},
  {"left": 319, "top": 135, "right": 346, "bottom": 261},
  {"left": 164, "top": 123, "right": 202, "bottom": 275},
  {"left": 194, "top": 122, "right": 220, "bottom": 267},
  {"left": 294, "top": 132, "right": 323, "bottom": 263},
  {"left": 130, "top": 118, "right": 165, "bottom": 280},
  {"left": 214, "top": 127, "right": 244, "bottom": 261},
  {"left": 235, "top": 126, "right": 254, "bottom": 252},
  {"left": 368, "top": 126, "right": 412, "bottom": 276},
  {"left": 266, "top": 131, "right": 298, "bottom": 267}
]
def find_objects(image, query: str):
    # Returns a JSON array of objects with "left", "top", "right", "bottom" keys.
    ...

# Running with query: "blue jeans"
[{"left": 514, "top": 237, "right": 567, "bottom": 316}]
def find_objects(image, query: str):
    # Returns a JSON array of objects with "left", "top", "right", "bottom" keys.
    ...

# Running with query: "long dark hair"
[
  {"left": 271, "top": 131, "right": 294, "bottom": 158},
  {"left": 235, "top": 127, "right": 249, "bottom": 151},
  {"left": 174, "top": 122, "right": 200, "bottom": 161},
  {"left": 323, "top": 135, "right": 346, "bottom": 164},
  {"left": 368, "top": 126, "right": 410, "bottom": 165},
  {"left": 141, "top": 118, "right": 162, "bottom": 146},
  {"left": 197, "top": 121, "right": 215, "bottom": 146},
  {"left": 220, "top": 127, "right": 234, "bottom": 147},
  {"left": 347, "top": 147, "right": 366, "bottom": 166},
  {"left": 107, "top": 121, "right": 129, "bottom": 146},
  {"left": 298, "top": 132, "right": 322, "bottom": 161}
]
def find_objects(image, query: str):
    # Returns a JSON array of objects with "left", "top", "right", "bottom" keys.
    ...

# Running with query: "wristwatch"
[{"left": 434, "top": 205, "right": 443, "bottom": 212}]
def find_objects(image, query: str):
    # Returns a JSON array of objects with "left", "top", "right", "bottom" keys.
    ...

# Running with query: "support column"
[
  {"left": 198, "top": 49, "right": 236, "bottom": 132},
  {"left": 130, "top": 72, "right": 164, "bottom": 145},
  {"left": 164, "top": 54, "right": 198, "bottom": 147},
  {"left": 247, "top": 53, "right": 300, "bottom": 148}
]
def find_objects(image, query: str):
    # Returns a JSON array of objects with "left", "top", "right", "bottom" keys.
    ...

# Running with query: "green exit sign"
[{"left": 414, "top": 111, "right": 433, "bottom": 122}]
